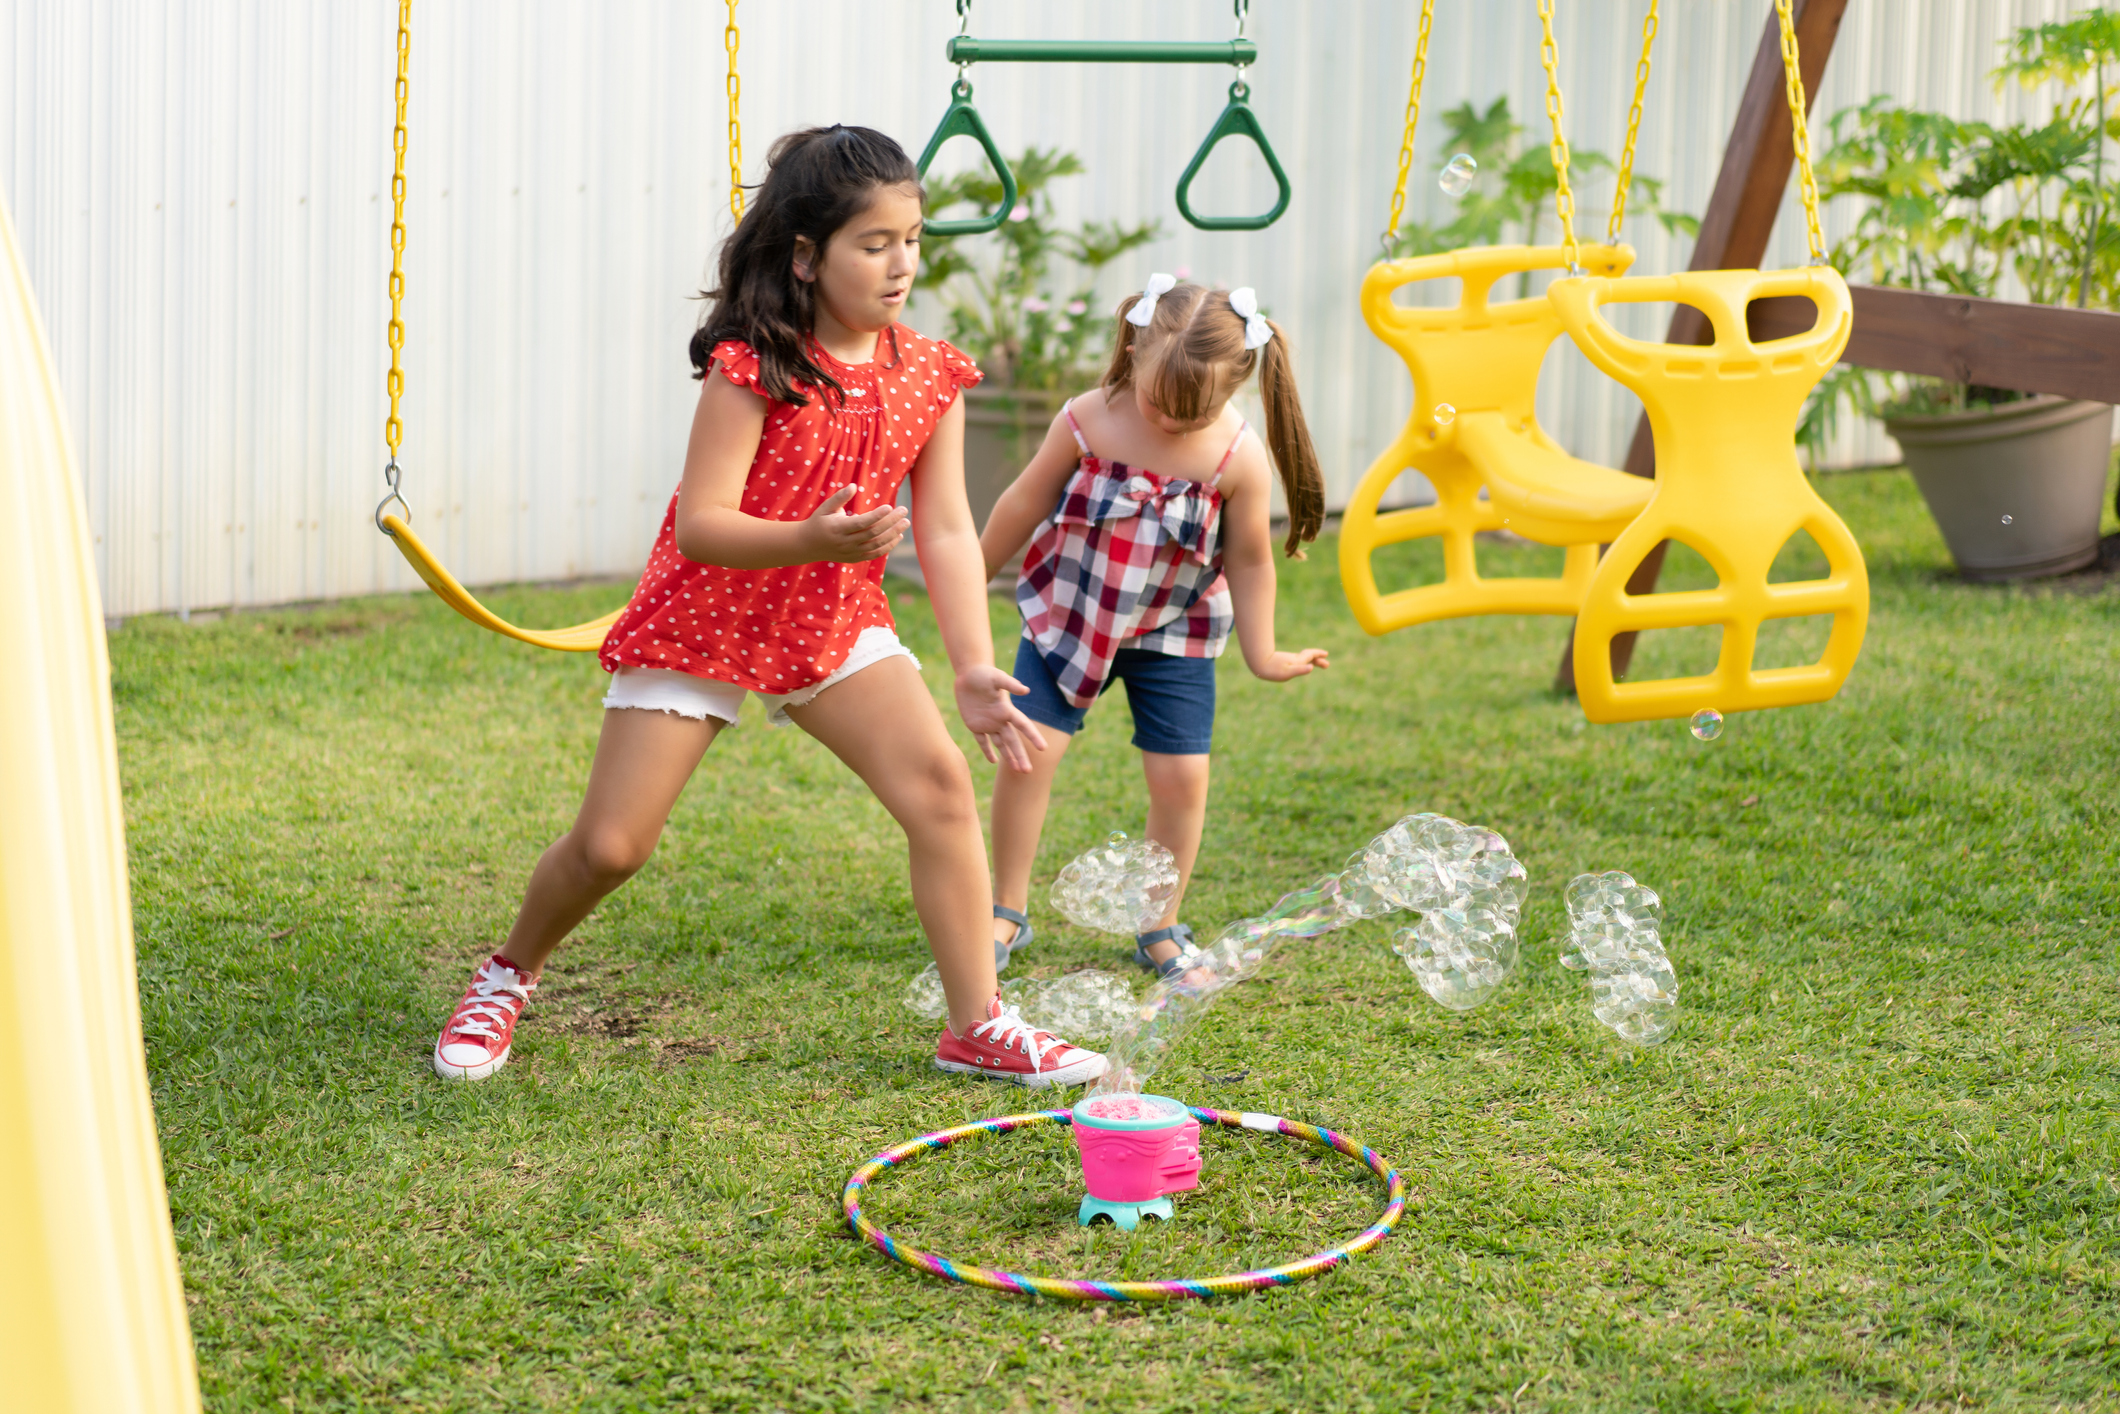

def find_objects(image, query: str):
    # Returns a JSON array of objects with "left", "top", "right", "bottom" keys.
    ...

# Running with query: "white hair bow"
[
  {"left": 1125, "top": 272, "right": 1179, "bottom": 327},
  {"left": 1228, "top": 287, "right": 1274, "bottom": 351}
]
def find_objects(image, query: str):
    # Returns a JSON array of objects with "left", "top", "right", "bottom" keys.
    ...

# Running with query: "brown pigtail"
[
  {"left": 1256, "top": 319, "right": 1324, "bottom": 558},
  {"left": 1100, "top": 282, "right": 1321, "bottom": 555},
  {"left": 1100, "top": 293, "right": 1146, "bottom": 394}
]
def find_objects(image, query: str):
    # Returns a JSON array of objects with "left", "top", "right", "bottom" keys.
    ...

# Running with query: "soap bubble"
[
  {"left": 1050, "top": 832, "right": 1181, "bottom": 935},
  {"left": 1394, "top": 903, "right": 1518, "bottom": 1010},
  {"left": 1439, "top": 153, "right": 1478, "bottom": 197},
  {"left": 1261, "top": 875, "right": 1348, "bottom": 938},
  {"left": 902, "top": 962, "right": 1139, "bottom": 1043},
  {"left": 1007, "top": 969, "right": 1138, "bottom": 1042},
  {"left": 1434, "top": 402, "right": 1457, "bottom": 426},
  {"left": 1690, "top": 708, "right": 1723, "bottom": 741},
  {"left": 2001, "top": 515, "right": 2013, "bottom": 525},
  {"left": 1088, "top": 813, "right": 1527, "bottom": 1095},
  {"left": 903, "top": 961, "right": 948, "bottom": 1020},
  {"left": 1561, "top": 870, "right": 1678, "bottom": 1046}
]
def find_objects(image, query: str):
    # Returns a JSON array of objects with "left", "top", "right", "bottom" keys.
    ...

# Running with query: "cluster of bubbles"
[
  {"left": 1049, "top": 832, "right": 1181, "bottom": 936},
  {"left": 1089, "top": 814, "right": 1527, "bottom": 1095},
  {"left": 1560, "top": 871, "right": 1679, "bottom": 1046},
  {"left": 1439, "top": 152, "right": 1479, "bottom": 197},
  {"left": 1077, "top": 1093, "right": 1183, "bottom": 1124},
  {"left": 904, "top": 819, "right": 1681, "bottom": 1073},
  {"left": 903, "top": 964, "right": 1139, "bottom": 1044}
]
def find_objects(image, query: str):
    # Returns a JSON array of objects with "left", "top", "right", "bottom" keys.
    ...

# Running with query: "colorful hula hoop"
[{"left": 840, "top": 1105, "right": 1406, "bottom": 1302}]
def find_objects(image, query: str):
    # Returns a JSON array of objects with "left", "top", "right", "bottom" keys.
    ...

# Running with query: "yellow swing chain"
[
  {"left": 1535, "top": 0, "right": 1582, "bottom": 274},
  {"left": 1607, "top": 0, "right": 1659, "bottom": 242},
  {"left": 725, "top": 0, "right": 744, "bottom": 223},
  {"left": 378, "top": 0, "right": 413, "bottom": 531},
  {"left": 1773, "top": 0, "right": 1828, "bottom": 264},
  {"left": 1381, "top": 0, "right": 1436, "bottom": 253}
]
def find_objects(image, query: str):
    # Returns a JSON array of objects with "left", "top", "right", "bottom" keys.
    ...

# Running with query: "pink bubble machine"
[{"left": 1070, "top": 1093, "right": 1202, "bottom": 1230}]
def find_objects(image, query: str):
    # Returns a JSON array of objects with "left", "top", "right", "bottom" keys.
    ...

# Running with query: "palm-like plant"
[
  {"left": 1386, "top": 97, "right": 1696, "bottom": 265},
  {"left": 915, "top": 150, "right": 1160, "bottom": 390},
  {"left": 1800, "top": 14, "right": 2120, "bottom": 454},
  {"left": 1994, "top": 9, "right": 2120, "bottom": 309}
]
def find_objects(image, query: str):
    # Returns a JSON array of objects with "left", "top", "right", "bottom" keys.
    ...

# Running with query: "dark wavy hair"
[{"left": 689, "top": 125, "right": 922, "bottom": 405}]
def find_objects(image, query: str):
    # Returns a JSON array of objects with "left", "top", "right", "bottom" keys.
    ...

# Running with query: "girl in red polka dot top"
[{"left": 431, "top": 127, "right": 1107, "bottom": 1091}]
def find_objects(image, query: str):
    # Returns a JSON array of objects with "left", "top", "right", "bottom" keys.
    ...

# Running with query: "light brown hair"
[{"left": 1102, "top": 283, "right": 1325, "bottom": 557}]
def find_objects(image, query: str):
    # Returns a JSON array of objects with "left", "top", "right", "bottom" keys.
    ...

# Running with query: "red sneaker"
[
  {"left": 934, "top": 995, "right": 1108, "bottom": 1089},
  {"left": 432, "top": 954, "right": 537, "bottom": 1080}
]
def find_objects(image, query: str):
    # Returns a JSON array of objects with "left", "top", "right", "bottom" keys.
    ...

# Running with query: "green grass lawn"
[{"left": 120, "top": 469, "right": 2118, "bottom": 1412}]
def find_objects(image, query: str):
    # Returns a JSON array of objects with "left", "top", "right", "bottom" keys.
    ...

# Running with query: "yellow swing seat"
[
  {"left": 1339, "top": 242, "right": 1653, "bottom": 636},
  {"left": 1548, "top": 265, "right": 1869, "bottom": 724},
  {"left": 379, "top": 513, "right": 622, "bottom": 653},
  {"left": 1453, "top": 412, "right": 1654, "bottom": 544}
]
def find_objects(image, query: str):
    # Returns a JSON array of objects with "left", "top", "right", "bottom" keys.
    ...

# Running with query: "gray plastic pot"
[{"left": 1885, "top": 395, "right": 2115, "bottom": 581}]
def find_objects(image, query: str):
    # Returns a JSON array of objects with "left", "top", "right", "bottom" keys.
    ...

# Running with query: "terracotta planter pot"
[
  {"left": 886, "top": 383, "right": 1081, "bottom": 591},
  {"left": 962, "top": 384, "right": 1076, "bottom": 527},
  {"left": 1885, "top": 395, "right": 2115, "bottom": 581}
]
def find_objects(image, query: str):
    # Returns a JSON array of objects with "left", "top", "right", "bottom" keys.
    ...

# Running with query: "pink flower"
[
  {"left": 1021, "top": 295, "right": 1050, "bottom": 314},
  {"left": 1174, "top": 265, "right": 1192, "bottom": 280},
  {"left": 1065, "top": 299, "right": 1088, "bottom": 315}
]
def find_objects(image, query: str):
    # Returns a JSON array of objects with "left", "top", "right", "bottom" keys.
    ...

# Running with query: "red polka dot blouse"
[{"left": 598, "top": 326, "right": 981, "bottom": 694}]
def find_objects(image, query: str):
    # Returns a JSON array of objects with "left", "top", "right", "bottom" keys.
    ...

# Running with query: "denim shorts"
[{"left": 1011, "top": 636, "right": 1216, "bottom": 755}]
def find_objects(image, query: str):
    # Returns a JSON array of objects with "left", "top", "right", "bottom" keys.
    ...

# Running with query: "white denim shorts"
[{"left": 601, "top": 625, "right": 920, "bottom": 728}]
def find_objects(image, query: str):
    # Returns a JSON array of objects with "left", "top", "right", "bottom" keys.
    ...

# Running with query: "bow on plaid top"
[{"left": 1015, "top": 399, "right": 1245, "bottom": 709}]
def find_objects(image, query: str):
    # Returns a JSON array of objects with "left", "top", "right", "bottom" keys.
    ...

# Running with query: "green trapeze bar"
[{"left": 945, "top": 38, "right": 1258, "bottom": 66}]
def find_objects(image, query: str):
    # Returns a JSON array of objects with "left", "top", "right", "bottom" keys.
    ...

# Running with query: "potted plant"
[
  {"left": 1801, "top": 14, "right": 2118, "bottom": 581},
  {"left": 915, "top": 150, "right": 1159, "bottom": 526}
]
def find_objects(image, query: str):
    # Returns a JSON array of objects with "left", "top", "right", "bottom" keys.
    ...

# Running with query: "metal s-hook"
[{"left": 374, "top": 459, "right": 412, "bottom": 534}]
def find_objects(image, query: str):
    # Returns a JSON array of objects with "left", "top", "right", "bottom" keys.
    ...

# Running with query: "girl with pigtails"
[{"left": 979, "top": 276, "right": 1331, "bottom": 979}]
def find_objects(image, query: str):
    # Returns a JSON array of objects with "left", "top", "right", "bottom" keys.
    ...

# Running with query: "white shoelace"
[
  {"left": 971, "top": 1004, "right": 1062, "bottom": 1070},
  {"left": 450, "top": 967, "right": 531, "bottom": 1041}
]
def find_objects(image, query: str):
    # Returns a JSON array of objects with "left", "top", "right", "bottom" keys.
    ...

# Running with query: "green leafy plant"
[
  {"left": 1386, "top": 97, "right": 1698, "bottom": 263},
  {"left": 1799, "top": 11, "right": 2119, "bottom": 457},
  {"left": 1994, "top": 9, "right": 2120, "bottom": 308},
  {"left": 915, "top": 149, "right": 1160, "bottom": 391}
]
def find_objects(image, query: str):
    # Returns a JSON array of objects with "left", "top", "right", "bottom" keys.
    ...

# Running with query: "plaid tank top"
[{"left": 1015, "top": 398, "right": 1242, "bottom": 709}]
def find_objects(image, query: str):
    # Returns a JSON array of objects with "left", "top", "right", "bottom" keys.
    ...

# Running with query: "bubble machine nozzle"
[{"left": 1071, "top": 1093, "right": 1202, "bottom": 1231}]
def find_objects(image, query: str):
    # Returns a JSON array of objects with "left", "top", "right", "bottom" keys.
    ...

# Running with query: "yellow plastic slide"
[{"left": 0, "top": 197, "right": 201, "bottom": 1408}]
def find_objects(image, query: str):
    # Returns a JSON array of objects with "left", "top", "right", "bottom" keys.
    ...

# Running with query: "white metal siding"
[{"left": 1, "top": 0, "right": 2103, "bottom": 617}]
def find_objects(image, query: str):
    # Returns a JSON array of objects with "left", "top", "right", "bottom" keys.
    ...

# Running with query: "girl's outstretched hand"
[
  {"left": 954, "top": 666, "right": 1048, "bottom": 773},
  {"left": 806, "top": 484, "right": 909, "bottom": 563},
  {"left": 1252, "top": 647, "right": 1331, "bottom": 682}
]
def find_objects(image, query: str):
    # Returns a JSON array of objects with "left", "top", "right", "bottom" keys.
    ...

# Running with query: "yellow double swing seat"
[
  {"left": 1339, "top": 241, "right": 1653, "bottom": 635},
  {"left": 1342, "top": 0, "right": 1870, "bottom": 726},
  {"left": 1550, "top": 262, "right": 1867, "bottom": 723}
]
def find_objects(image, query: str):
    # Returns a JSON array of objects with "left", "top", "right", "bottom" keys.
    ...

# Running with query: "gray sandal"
[
  {"left": 994, "top": 905, "right": 1033, "bottom": 972},
  {"left": 1133, "top": 923, "right": 1196, "bottom": 980}
]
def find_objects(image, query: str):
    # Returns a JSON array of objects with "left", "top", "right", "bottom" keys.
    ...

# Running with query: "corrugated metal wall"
[{"left": 1, "top": 0, "right": 2102, "bottom": 617}]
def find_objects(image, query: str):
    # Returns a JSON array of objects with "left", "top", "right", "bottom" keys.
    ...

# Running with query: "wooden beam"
[
  {"left": 1749, "top": 285, "right": 2120, "bottom": 404},
  {"left": 1556, "top": 0, "right": 1848, "bottom": 694}
]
